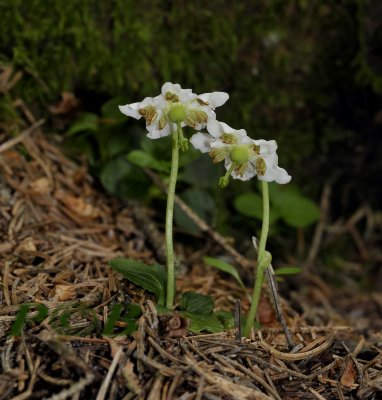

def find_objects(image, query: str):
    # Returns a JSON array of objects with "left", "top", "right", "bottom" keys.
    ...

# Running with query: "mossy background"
[{"left": 1, "top": 0, "right": 381, "bottom": 270}]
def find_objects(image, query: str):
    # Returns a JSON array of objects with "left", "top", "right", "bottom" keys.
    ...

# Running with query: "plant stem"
[
  {"left": 165, "top": 123, "right": 180, "bottom": 309},
  {"left": 244, "top": 181, "right": 270, "bottom": 337}
]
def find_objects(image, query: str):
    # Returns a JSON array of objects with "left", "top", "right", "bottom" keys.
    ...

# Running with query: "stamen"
[
  {"left": 165, "top": 92, "right": 179, "bottom": 102},
  {"left": 139, "top": 106, "right": 158, "bottom": 125},
  {"left": 185, "top": 109, "right": 208, "bottom": 128},
  {"left": 221, "top": 133, "right": 237, "bottom": 144},
  {"left": 209, "top": 148, "right": 227, "bottom": 163},
  {"left": 255, "top": 157, "right": 266, "bottom": 176},
  {"left": 196, "top": 98, "right": 209, "bottom": 106}
]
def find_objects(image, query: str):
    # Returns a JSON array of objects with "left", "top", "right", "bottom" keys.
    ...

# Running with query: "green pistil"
[
  {"left": 168, "top": 104, "right": 186, "bottom": 123},
  {"left": 219, "top": 162, "right": 236, "bottom": 188},
  {"left": 230, "top": 145, "right": 250, "bottom": 165}
]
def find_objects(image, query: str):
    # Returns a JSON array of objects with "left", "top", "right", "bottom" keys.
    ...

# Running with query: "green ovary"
[
  {"left": 230, "top": 145, "right": 250, "bottom": 164},
  {"left": 168, "top": 104, "right": 186, "bottom": 123}
]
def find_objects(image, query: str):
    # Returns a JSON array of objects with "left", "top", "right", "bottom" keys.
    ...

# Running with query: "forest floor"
[{"left": 0, "top": 119, "right": 382, "bottom": 400}]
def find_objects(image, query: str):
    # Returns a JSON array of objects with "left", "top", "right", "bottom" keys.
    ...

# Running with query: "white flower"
[
  {"left": 190, "top": 120, "right": 291, "bottom": 186},
  {"left": 119, "top": 82, "right": 229, "bottom": 139}
]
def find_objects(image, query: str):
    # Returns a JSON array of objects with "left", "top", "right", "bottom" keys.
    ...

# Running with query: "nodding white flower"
[
  {"left": 190, "top": 120, "right": 291, "bottom": 186},
  {"left": 119, "top": 82, "right": 229, "bottom": 139}
]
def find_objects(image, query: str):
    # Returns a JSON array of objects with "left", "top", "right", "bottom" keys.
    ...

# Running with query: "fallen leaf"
[
  {"left": 15, "top": 237, "right": 37, "bottom": 252},
  {"left": 340, "top": 358, "right": 358, "bottom": 389},
  {"left": 29, "top": 177, "right": 51, "bottom": 194},
  {"left": 54, "top": 284, "right": 76, "bottom": 301},
  {"left": 55, "top": 189, "right": 100, "bottom": 218}
]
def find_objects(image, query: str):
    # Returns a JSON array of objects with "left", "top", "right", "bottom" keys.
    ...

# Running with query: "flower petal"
[
  {"left": 146, "top": 123, "right": 171, "bottom": 139},
  {"left": 259, "top": 163, "right": 291, "bottom": 184},
  {"left": 255, "top": 139, "right": 278, "bottom": 156},
  {"left": 190, "top": 132, "right": 213, "bottom": 153},
  {"left": 207, "top": 119, "right": 225, "bottom": 138},
  {"left": 118, "top": 102, "right": 142, "bottom": 119},
  {"left": 199, "top": 92, "right": 229, "bottom": 108},
  {"left": 272, "top": 166, "right": 292, "bottom": 184}
]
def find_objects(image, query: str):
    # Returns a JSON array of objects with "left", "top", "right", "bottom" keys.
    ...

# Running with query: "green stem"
[
  {"left": 165, "top": 123, "right": 180, "bottom": 308},
  {"left": 244, "top": 181, "right": 270, "bottom": 337}
]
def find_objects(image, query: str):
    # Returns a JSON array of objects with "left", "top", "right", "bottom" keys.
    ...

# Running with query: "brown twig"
[{"left": 0, "top": 120, "right": 44, "bottom": 154}]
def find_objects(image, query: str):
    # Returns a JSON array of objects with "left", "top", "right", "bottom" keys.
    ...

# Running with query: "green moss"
[{"left": 0, "top": 0, "right": 379, "bottom": 177}]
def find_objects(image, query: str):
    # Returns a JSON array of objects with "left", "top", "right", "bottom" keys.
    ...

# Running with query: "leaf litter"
[{"left": 0, "top": 123, "right": 381, "bottom": 399}]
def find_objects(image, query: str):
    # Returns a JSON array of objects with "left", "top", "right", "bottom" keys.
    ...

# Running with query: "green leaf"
[
  {"left": 100, "top": 157, "right": 149, "bottom": 198},
  {"left": 268, "top": 184, "right": 320, "bottom": 228},
  {"left": 66, "top": 113, "right": 99, "bottom": 136},
  {"left": 203, "top": 256, "right": 250, "bottom": 301},
  {"left": 181, "top": 312, "right": 224, "bottom": 333},
  {"left": 234, "top": 192, "right": 280, "bottom": 224},
  {"left": 280, "top": 195, "right": 320, "bottom": 227},
  {"left": 215, "top": 310, "right": 235, "bottom": 330},
  {"left": 179, "top": 292, "right": 214, "bottom": 315},
  {"left": 234, "top": 192, "right": 263, "bottom": 219},
  {"left": 181, "top": 154, "right": 223, "bottom": 188},
  {"left": 127, "top": 150, "right": 170, "bottom": 172},
  {"left": 274, "top": 266, "right": 302, "bottom": 275},
  {"left": 109, "top": 258, "right": 167, "bottom": 305},
  {"left": 101, "top": 97, "right": 128, "bottom": 121},
  {"left": 156, "top": 304, "right": 171, "bottom": 315}
]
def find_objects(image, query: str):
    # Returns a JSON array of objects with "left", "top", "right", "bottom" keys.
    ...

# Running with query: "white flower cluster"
[
  {"left": 119, "top": 82, "right": 228, "bottom": 139},
  {"left": 190, "top": 120, "right": 291, "bottom": 185},
  {"left": 119, "top": 82, "right": 291, "bottom": 186}
]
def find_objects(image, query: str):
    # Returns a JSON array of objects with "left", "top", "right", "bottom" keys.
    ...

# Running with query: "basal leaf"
[
  {"left": 181, "top": 312, "right": 223, "bottom": 334},
  {"left": 274, "top": 266, "right": 302, "bottom": 275},
  {"left": 179, "top": 292, "right": 214, "bottom": 315},
  {"left": 268, "top": 183, "right": 320, "bottom": 228},
  {"left": 234, "top": 192, "right": 280, "bottom": 224},
  {"left": 127, "top": 150, "right": 170, "bottom": 172},
  {"left": 234, "top": 192, "right": 263, "bottom": 219},
  {"left": 203, "top": 256, "right": 250, "bottom": 301},
  {"left": 215, "top": 310, "right": 235, "bottom": 330},
  {"left": 66, "top": 113, "right": 99, "bottom": 136},
  {"left": 109, "top": 258, "right": 167, "bottom": 305}
]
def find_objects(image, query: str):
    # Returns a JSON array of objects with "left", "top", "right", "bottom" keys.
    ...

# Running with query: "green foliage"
[
  {"left": 203, "top": 256, "right": 249, "bottom": 301},
  {"left": 179, "top": 292, "right": 214, "bottom": 315},
  {"left": 215, "top": 310, "right": 235, "bottom": 330},
  {"left": 274, "top": 266, "right": 302, "bottom": 276},
  {"left": 234, "top": 183, "right": 320, "bottom": 228},
  {"left": 127, "top": 149, "right": 170, "bottom": 173},
  {"left": 234, "top": 192, "right": 281, "bottom": 225},
  {"left": 178, "top": 291, "right": 224, "bottom": 333},
  {"left": 109, "top": 258, "right": 167, "bottom": 305},
  {"left": 182, "top": 312, "right": 224, "bottom": 334},
  {"left": 268, "top": 184, "right": 320, "bottom": 228},
  {"left": 10, "top": 303, "right": 48, "bottom": 336},
  {"left": 66, "top": 113, "right": 99, "bottom": 136},
  {"left": 103, "top": 303, "right": 142, "bottom": 336},
  {"left": 104, "top": 254, "right": 230, "bottom": 333}
]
